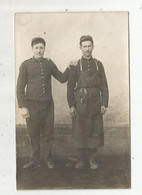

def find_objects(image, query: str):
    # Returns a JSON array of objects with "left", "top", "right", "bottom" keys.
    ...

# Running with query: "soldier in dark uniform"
[
  {"left": 67, "top": 35, "right": 109, "bottom": 169},
  {"left": 17, "top": 37, "right": 70, "bottom": 169}
]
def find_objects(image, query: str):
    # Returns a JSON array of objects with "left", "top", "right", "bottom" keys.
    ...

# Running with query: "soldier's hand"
[
  {"left": 70, "top": 106, "right": 76, "bottom": 117},
  {"left": 19, "top": 107, "right": 30, "bottom": 119},
  {"left": 101, "top": 106, "right": 107, "bottom": 115},
  {"left": 68, "top": 60, "right": 78, "bottom": 69}
]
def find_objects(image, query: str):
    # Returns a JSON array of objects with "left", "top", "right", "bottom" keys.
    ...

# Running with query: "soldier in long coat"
[
  {"left": 17, "top": 37, "right": 70, "bottom": 169},
  {"left": 67, "top": 35, "right": 109, "bottom": 169}
]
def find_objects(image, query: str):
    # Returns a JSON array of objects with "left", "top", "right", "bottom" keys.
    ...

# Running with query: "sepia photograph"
[{"left": 15, "top": 12, "right": 130, "bottom": 189}]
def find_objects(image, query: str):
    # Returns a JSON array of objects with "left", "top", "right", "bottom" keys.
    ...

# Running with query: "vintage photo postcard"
[{"left": 15, "top": 12, "right": 130, "bottom": 189}]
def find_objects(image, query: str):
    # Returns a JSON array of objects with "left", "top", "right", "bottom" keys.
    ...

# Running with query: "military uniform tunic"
[{"left": 17, "top": 57, "right": 69, "bottom": 108}]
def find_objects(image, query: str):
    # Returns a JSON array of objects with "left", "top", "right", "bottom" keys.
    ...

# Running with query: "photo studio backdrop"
[{"left": 15, "top": 12, "right": 130, "bottom": 156}]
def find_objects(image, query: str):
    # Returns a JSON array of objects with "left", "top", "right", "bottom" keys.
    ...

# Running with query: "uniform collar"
[
  {"left": 32, "top": 56, "right": 45, "bottom": 63},
  {"left": 82, "top": 56, "right": 93, "bottom": 61}
]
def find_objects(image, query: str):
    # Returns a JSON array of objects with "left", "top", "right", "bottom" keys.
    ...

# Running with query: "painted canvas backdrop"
[{"left": 15, "top": 12, "right": 129, "bottom": 126}]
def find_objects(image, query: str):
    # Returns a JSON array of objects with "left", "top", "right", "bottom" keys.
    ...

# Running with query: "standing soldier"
[
  {"left": 17, "top": 37, "right": 70, "bottom": 169},
  {"left": 67, "top": 35, "right": 109, "bottom": 169}
]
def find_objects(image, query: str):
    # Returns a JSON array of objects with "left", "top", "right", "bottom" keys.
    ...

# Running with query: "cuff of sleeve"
[
  {"left": 101, "top": 104, "right": 108, "bottom": 108},
  {"left": 18, "top": 102, "right": 27, "bottom": 108},
  {"left": 69, "top": 104, "right": 75, "bottom": 108}
]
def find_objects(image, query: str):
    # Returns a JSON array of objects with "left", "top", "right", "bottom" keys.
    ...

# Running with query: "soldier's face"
[
  {"left": 32, "top": 43, "right": 45, "bottom": 59},
  {"left": 80, "top": 41, "right": 94, "bottom": 58}
]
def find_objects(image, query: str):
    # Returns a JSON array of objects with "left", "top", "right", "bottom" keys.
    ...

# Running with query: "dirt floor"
[{"left": 16, "top": 154, "right": 131, "bottom": 190}]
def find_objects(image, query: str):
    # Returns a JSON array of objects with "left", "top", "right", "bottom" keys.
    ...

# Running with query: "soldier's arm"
[
  {"left": 99, "top": 61, "right": 109, "bottom": 107},
  {"left": 16, "top": 62, "right": 27, "bottom": 108},
  {"left": 51, "top": 60, "right": 70, "bottom": 83},
  {"left": 67, "top": 66, "right": 77, "bottom": 108}
]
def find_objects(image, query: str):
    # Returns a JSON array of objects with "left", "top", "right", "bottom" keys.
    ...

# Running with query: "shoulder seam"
[{"left": 22, "top": 58, "right": 32, "bottom": 64}]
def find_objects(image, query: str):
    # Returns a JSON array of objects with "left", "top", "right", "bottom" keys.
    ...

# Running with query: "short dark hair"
[{"left": 31, "top": 37, "right": 46, "bottom": 47}]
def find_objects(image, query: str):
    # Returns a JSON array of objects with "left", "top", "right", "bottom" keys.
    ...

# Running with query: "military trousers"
[{"left": 26, "top": 99, "right": 54, "bottom": 164}]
